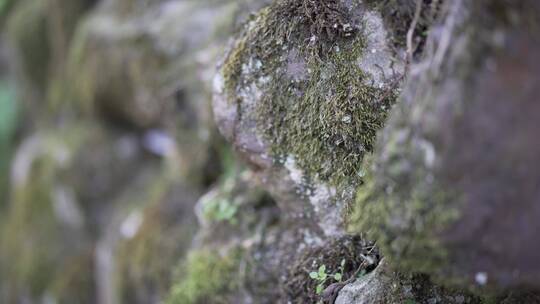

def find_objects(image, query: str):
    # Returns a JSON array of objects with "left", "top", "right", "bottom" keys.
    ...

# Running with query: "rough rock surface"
[
  {"left": 350, "top": 0, "right": 540, "bottom": 290},
  {"left": 335, "top": 261, "right": 394, "bottom": 304}
]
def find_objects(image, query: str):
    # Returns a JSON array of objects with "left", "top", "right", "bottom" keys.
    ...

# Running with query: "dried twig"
[{"left": 406, "top": 0, "right": 424, "bottom": 67}]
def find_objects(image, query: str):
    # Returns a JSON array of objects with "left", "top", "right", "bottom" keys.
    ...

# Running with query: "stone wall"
[{"left": 0, "top": 0, "right": 539, "bottom": 303}]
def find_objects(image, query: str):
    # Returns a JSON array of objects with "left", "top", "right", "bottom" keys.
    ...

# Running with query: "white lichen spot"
[
  {"left": 53, "top": 186, "right": 84, "bottom": 230},
  {"left": 475, "top": 272, "right": 488, "bottom": 285},
  {"left": 418, "top": 139, "right": 436, "bottom": 168},
  {"left": 213, "top": 73, "right": 225, "bottom": 94},
  {"left": 285, "top": 156, "right": 305, "bottom": 186},
  {"left": 120, "top": 211, "right": 143, "bottom": 239},
  {"left": 142, "top": 130, "right": 177, "bottom": 157}
]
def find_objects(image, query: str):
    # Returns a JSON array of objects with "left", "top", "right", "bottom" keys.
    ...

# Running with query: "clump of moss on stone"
[
  {"left": 166, "top": 248, "right": 241, "bottom": 304},
  {"left": 347, "top": 150, "right": 460, "bottom": 277},
  {"left": 0, "top": 155, "right": 60, "bottom": 296},
  {"left": 222, "top": 36, "right": 249, "bottom": 101},
  {"left": 7, "top": 0, "right": 95, "bottom": 107},
  {"left": 221, "top": 0, "right": 398, "bottom": 189},
  {"left": 0, "top": 133, "right": 92, "bottom": 301},
  {"left": 117, "top": 183, "right": 198, "bottom": 303},
  {"left": 63, "top": 18, "right": 169, "bottom": 127},
  {"left": 49, "top": 252, "right": 96, "bottom": 304}
]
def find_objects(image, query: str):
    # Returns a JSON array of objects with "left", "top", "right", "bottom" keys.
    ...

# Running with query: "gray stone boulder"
[{"left": 350, "top": 0, "right": 540, "bottom": 290}]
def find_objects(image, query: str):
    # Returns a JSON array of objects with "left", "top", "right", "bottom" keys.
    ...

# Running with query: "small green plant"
[
  {"left": 309, "top": 259, "right": 346, "bottom": 294},
  {"left": 202, "top": 197, "right": 239, "bottom": 224}
]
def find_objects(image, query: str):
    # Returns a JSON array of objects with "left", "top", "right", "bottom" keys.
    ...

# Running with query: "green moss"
[
  {"left": 222, "top": 35, "right": 248, "bottom": 101},
  {"left": 261, "top": 45, "right": 396, "bottom": 188},
  {"left": 50, "top": 252, "right": 96, "bottom": 304},
  {"left": 63, "top": 16, "right": 168, "bottom": 126},
  {"left": 166, "top": 249, "right": 241, "bottom": 304},
  {"left": 6, "top": 0, "right": 94, "bottom": 106},
  {"left": 116, "top": 179, "right": 197, "bottom": 303},
  {"left": 222, "top": 0, "right": 398, "bottom": 189},
  {"left": 1, "top": 155, "right": 59, "bottom": 295},
  {"left": 0, "top": 127, "right": 93, "bottom": 300},
  {"left": 347, "top": 150, "right": 460, "bottom": 277}
]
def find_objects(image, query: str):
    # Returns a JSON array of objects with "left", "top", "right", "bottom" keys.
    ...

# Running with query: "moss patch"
[
  {"left": 117, "top": 182, "right": 198, "bottom": 303},
  {"left": 222, "top": 0, "right": 398, "bottom": 189},
  {"left": 1, "top": 154, "right": 61, "bottom": 296},
  {"left": 347, "top": 150, "right": 460, "bottom": 277},
  {"left": 50, "top": 252, "right": 96, "bottom": 304},
  {"left": 6, "top": 0, "right": 95, "bottom": 106},
  {"left": 166, "top": 249, "right": 241, "bottom": 304},
  {"left": 0, "top": 133, "right": 91, "bottom": 301},
  {"left": 64, "top": 22, "right": 168, "bottom": 127}
]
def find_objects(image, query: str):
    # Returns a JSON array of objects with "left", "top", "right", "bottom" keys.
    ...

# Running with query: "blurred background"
[{"left": 0, "top": 0, "right": 271, "bottom": 303}]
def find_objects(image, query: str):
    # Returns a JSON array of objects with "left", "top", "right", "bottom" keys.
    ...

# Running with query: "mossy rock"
[
  {"left": 348, "top": 0, "right": 540, "bottom": 290},
  {"left": 64, "top": 0, "right": 241, "bottom": 127},
  {"left": 60, "top": 0, "right": 247, "bottom": 185},
  {"left": 0, "top": 130, "right": 93, "bottom": 302},
  {"left": 214, "top": 0, "right": 404, "bottom": 195},
  {"left": 5, "top": 0, "right": 94, "bottom": 113},
  {"left": 116, "top": 183, "right": 199, "bottom": 304},
  {"left": 213, "top": 0, "right": 404, "bottom": 237},
  {"left": 49, "top": 252, "right": 97, "bottom": 304}
]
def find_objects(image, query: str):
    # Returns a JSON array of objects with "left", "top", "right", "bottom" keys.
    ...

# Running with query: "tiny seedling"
[
  {"left": 309, "top": 259, "right": 346, "bottom": 295},
  {"left": 202, "top": 197, "right": 239, "bottom": 224}
]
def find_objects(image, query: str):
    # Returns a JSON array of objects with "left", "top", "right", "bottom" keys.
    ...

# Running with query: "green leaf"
[
  {"left": 309, "top": 272, "right": 319, "bottom": 279},
  {"left": 319, "top": 272, "right": 327, "bottom": 280},
  {"left": 340, "top": 259, "right": 346, "bottom": 268},
  {"left": 318, "top": 265, "right": 326, "bottom": 275},
  {"left": 316, "top": 284, "right": 324, "bottom": 294},
  {"left": 333, "top": 273, "right": 342, "bottom": 281}
]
